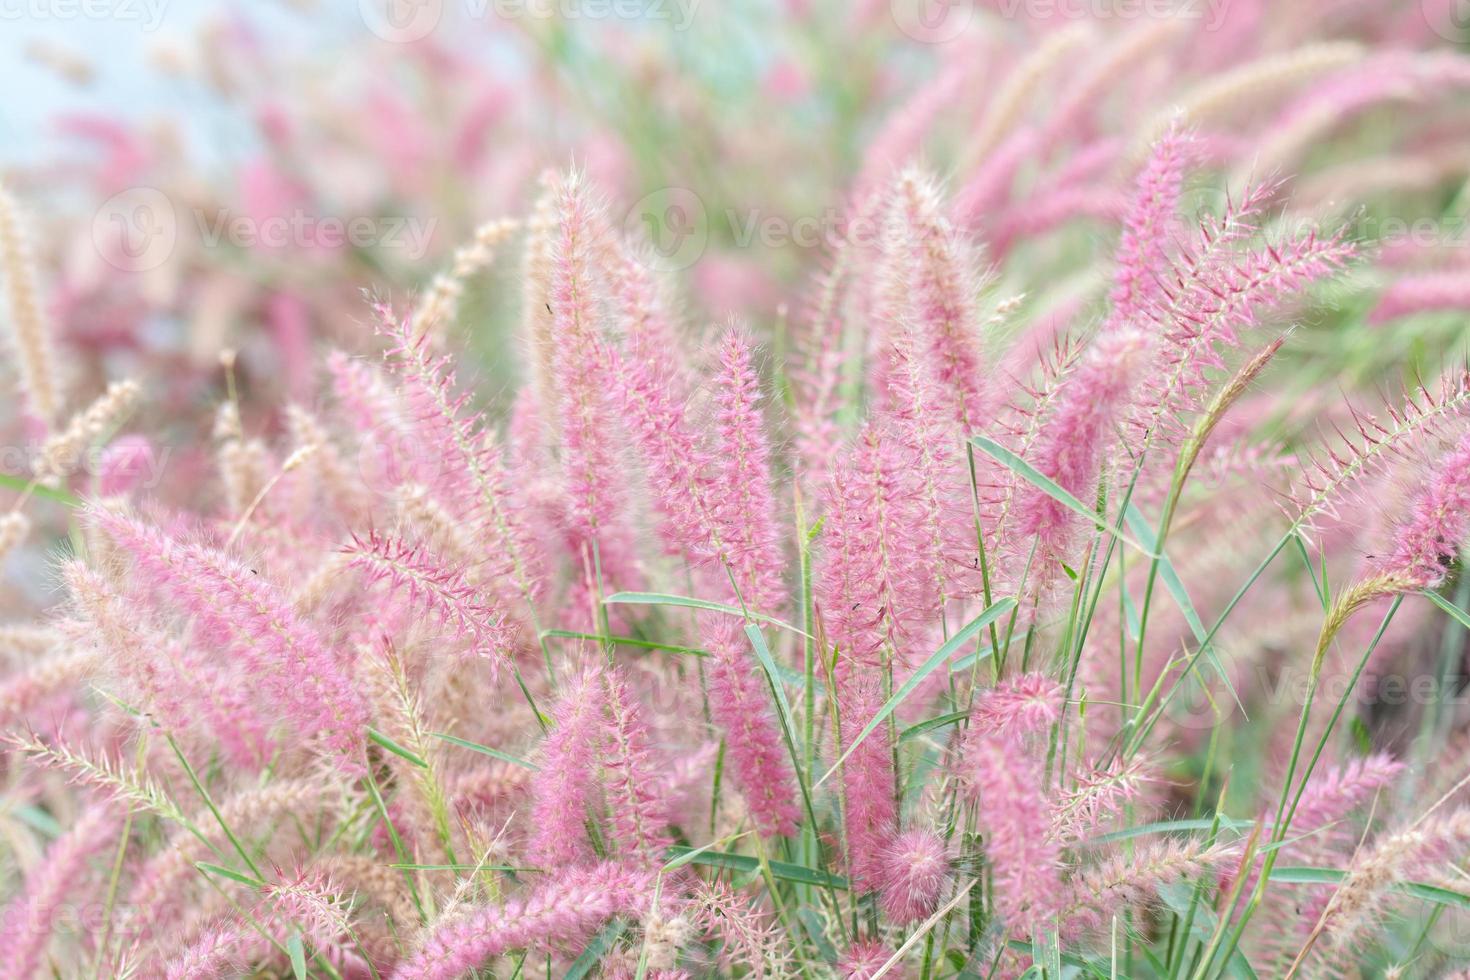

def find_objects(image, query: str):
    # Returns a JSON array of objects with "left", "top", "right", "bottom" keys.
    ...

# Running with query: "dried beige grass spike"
[
  {"left": 0, "top": 181, "right": 62, "bottom": 428},
  {"left": 35, "top": 379, "right": 141, "bottom": 483}
]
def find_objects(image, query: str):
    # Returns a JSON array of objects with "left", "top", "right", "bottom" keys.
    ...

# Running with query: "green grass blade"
[
  {"left": 1088, "top": 817, "right": 1254, "bottom": 845},
  {"left": 566, "top": 920, "right": 628, "bottom": 980},
  {"left": 196, "top": 862, "right": 264, "bottom": 888},
  {"left": 818, "top": 598, "right": 1015, "bottom": 787},
  {"left": 1124, "top": 503, "right": 1245, "bottom": 716},
  {"left": 1425, "top": 589, "right": 1470, "bottom": 631},
  {"left": 540, "top": 629, "right": 707, "bottom": 656},
  {"left": 744, "top": 623, "right": 795, "bottom": 736},
  {"left": 287, "top": 932, "right": 308, "bottom": 980},
  {"left": 0, "top": 472, "right": 79, "bottom": 506},
  {"left": 971, "top": 437, "right": 1155, "bottom": 556},
  {"left": 948, "top": 645, "right": 994, "bottom": 673},
  {"left": 431, "top": 732, "right": 537, "bottom": 770},
  {"left": 1270, "top": 866, "right": 1470, "bottom": 910},
  {"left": 898, "top": 710, "right": 969, "bottom": 743},
  {"left": 603, "top": 591, "right": 811, "bottom": 637},
  {"left": 367, "top": 728, "right": 428, "bottom": 768},
  {"left": 664, "top": 845, "right": 849, "bottom": 889}
]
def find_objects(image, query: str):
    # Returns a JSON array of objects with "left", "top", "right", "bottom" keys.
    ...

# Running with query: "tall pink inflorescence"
[
  {"left": 702, "top": 616, "right": 800, "bottom": 838},
  {"left": 0, "top": 805, "right": 115, "bottom": 980},
  {"left": 390, "top": 862, "right": 655, "bottom": 980},
  {"left": 709, "top": 327, "right": 786, "bottom": 613},
  {"left": 891, "top": 169, "right": 989, "bottom": 434},
  {"left": 1109, "top": 127, "right": 1193, "bottom": 325},
  {"left": 963, "top": 729, "right": 1060, "bottom": 934},
  {"left": 599, "top": 666, "right": 675, "bottom": 867},
  {"left": 1378, "top": 430, "right": 1470, "bottom": 588},
  {"left": 527, "top": 665, "right": 607, "bottom": 869},
  {"left": 876, "top": 827, "right": 950, "bottom": 924},
  {"left": 548, "top": 172, "right": 641, "bottom": 595},
  {"left": 89, "top": 508, "right": 367, "bottom": 770},
  {"left": 1014, "top": 327, "right": 1151, "bottom": 568},
  {"left": 835, "top": 674, "right": 898, "bottom": 890}
]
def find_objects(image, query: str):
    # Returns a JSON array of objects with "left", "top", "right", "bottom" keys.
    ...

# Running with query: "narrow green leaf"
[
  {"left": 948, "top": 645, "right": 994, "bottom": 673},
  {"left": 1158, "top": 881, "right": 1258, "bottom": 979},
  {"left": 566, "top": 920, "right": 628, "bottom": 980},
  {"left": 1125, "top": 503, "right": 1244, "bottom": 716},
  {"left": 388, "top": 863, "right": 526, "bottom": 871},
  {"left": 0, "top": 472, "right": 79, "bottom": 506},
  {"left": 1425, "top": 589, "right": 1470, "bottom": 632},
  {"left": 540, "top": 629, "right": 707, "bottom": 656},
  {"left": 431, "top": 732, "right": 537, "bottom": 770},
  {"left": 819, "top": 599, "right": 1016, "bottom": 787},
  {"left": 970, "top": 437, "right": 1155, "bottom": 556},
  {"left": 1291, "top": 532, "right": 1328, "bottom": 611},
  {"left": 898, "top": 710, "right": 969, "bottom": 743},
  {"left": 195, "top": 862, "right": 264, "bottom": 888},
  {"left": 744, "top": 623, "right": 795, "bottom": 737},
  {"left": 14, "top": 805, "right": 62, "bottom": 839},
  {"left": 1271, "top": 866, "right": 1470, "bottom": 910},
  {"left": 1088, "top": 817, "right": 1254, "bottom": 846},
  {"left": 368, "top": 727, "right": 428, "bottom": 768},
  {"left": 287, "top": 932, "right": 308, "bottom": 980},
  {"left": 664, "top": 846, "right": 849, "bottom": 889},
  {"left": 603, "top": 591, "right": 811, "bottom": 637}
]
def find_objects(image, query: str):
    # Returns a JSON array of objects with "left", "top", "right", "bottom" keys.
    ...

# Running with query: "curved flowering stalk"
[
  {"left": 701, "top": 616, "right": 799, "bottom": 838},
  {"left": 1016, "top": 327, "right": 1151, "bottom": 571},
  {"left": 0, "top": 805, "right": 115, "bottom": 980},
  {"left": 1060, "top": 839, "right": 1234, "bottom": 940},
  {"left": 1300, "top": 807, "right": 1470, "bottom": 966},
  {"left": 1133, "top": 188, "right": 1354, "bottom": 445},
  {"left": 1049, "top": 755, "right": 1155, "bottom": 845},
  {"left": 67, "top": 563, "right": 274, "bottom": 769},
  {"left": 342, "top": 531, "right": 516, "bottom": 664},
  {"left": 391, "top": 862, "right": 655, "bottom": 980},
  {"left": 890, "top": 169, "right": 988, "bottom": 432},
  {"left": 1108, "top": 127, "right": 1193, "bottom": 325},
  {"left": 1289, "top": 371, "right": 1470, "bottom": 539},
  {"left": 527, "top": 665, "right": 607, "bottom": 868},
  {"left": 88, "top": 507, "right": 367, "bottom": 769},
  {"left": 1250, "top": 754, "right": 1402, "bottom": 970},
  {"left": 380, "top": 313, "right": 548, "bottom": 614}
]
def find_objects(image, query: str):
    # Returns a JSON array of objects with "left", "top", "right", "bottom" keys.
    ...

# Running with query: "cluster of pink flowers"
[{"left": 3, "top": 3, "right": 1470, "bottom": 979}]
